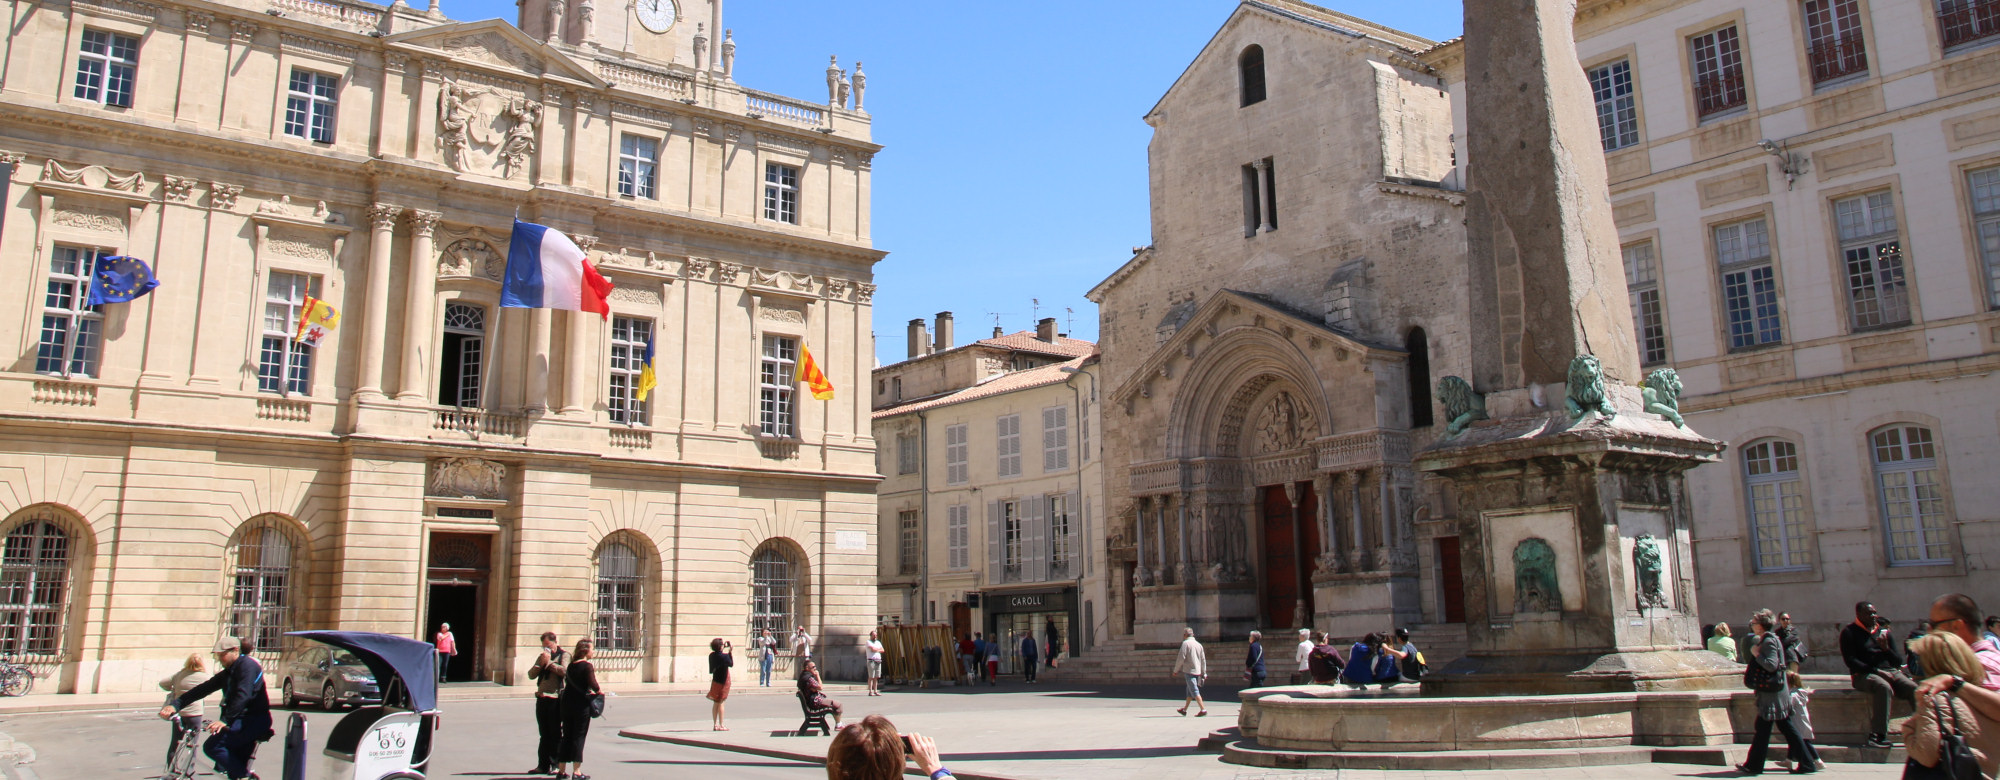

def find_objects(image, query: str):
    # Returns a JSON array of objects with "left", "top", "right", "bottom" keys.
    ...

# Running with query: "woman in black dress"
[
  {"left": 707, "top": 637, "right": 733, "bottom": 731},
  {"left": 557, "top": 639, "right": 599, "bottom": 780}
]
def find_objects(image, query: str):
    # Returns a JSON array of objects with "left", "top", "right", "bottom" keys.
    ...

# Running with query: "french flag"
[{"left": 501, "top": 220, "right": 614, "bottom": 318}]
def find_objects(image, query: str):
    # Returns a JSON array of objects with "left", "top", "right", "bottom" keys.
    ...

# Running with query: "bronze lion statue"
[
  {"left": 1437, "top": 375, "right": 1487, "bottom": 437},
  {"left": 1564, "top": 354, "right": 1617, "bottom": 421},
  {"left": 1641, "top": 367, "right": 1685, "bottom": 428}
]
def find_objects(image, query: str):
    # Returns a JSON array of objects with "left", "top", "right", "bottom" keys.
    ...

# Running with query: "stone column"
[
  {"left": 397, "top": 209, "right": 442, "bottom": 402},
  {"left": 1254, "top": 158, "right": 1275, "bottom": 233},
  {"left": 1283, "top": 482, "right": 1305, "bottom": 625},
  {"left": 1134, "top": 497, "right": 1150, "bottom": 576},
  {"left": 527, "top": 308, "right": 552, "bottom": 412},
  {"left": 1175, "top": 492, "right": 1191, "bottom": 586},
  {"left": 1312, "top": 473, "right": 1335, "bottom": 569},
  {"left": 561, "top": 310, "right": 593, "bottom": 415},
  {"left": 358, "top": 203, "right": 402, "bottom": 398},
  {"left": 1152, "top": 496, "right": 1168, "bottom": 585}
]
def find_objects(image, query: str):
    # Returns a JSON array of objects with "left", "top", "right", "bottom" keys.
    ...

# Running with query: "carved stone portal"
[
  {"left": 1253, "top": 391, "right": 1314, "bottom": 454},
  {"left": 428, "top": 458, "right": 506, "bottom": 500}
]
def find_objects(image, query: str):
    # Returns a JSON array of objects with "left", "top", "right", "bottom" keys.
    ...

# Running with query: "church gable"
[{"left": 388, "top": 20, "right": 605, "bottom": 87}]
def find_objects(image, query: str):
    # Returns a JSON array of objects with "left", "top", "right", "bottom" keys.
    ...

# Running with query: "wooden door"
[
  {"left": 1294, "top": 482, "right": 1319, "bottom": 623},
  {"left": 951, "top": 601, "right": 971, "bottom": 642},
  {"left": 1436, "top": 536, "right": 1466, "bottom": 623},
  {"left": 1260, "top": 485, "right": 1298, "bottom": 630}
]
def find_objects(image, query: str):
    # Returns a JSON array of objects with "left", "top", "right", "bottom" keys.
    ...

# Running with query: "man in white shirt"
[
  {"left": 1171, "top": 627, "right": 1208, "bottom": 717},
  {"left": 792, "top": 626, "right": 813, "bottom": 678},
  {"left": 1294, "top": 628, "right": 1313, "bottom": 685}
]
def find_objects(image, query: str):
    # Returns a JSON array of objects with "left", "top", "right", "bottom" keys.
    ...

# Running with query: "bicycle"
[
  {"left": 0, "top": 657, "right": 32, "bottom": 697},
  {"left": 164, "top": 722, "right": 200, "bottom": 780}
]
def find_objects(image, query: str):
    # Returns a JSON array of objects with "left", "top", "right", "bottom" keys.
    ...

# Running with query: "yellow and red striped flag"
[
  {"left": 293, "top": 295, "right": 341, "bottom": 347},
  {"left": 797, "top": 345, "right": 835, "bottom": 401}
]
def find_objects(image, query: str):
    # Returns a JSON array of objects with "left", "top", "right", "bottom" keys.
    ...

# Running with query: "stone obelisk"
[{"left": 1419, "top": 0, "right": 1733, "bottom": 694}]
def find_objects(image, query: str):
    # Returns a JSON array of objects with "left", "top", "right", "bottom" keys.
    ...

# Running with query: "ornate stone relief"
[
  {"left": 438, "top": 80, "right": 542, "bottom": 178},
  {"left": 441, "top": 32, "right": 542, "bottom": 75},
  {"left": 51, "top": 206, "right": 126, "bottom": 234},
  {"left": 42, "top": 159, "right": 146, "bottom": 193},
  {"left": 265, "top": 227, "right": 333, "bottom": 261},
  {"left": 162, "top": 176, "right": 196, "bottom": 202},
  {"left": 231, "top": 21, "right": 257, "bottom": 44},
  {"left": 428, "top": 457, "right": 506, "bottom": 499},
  {"left": 760, "top": 303, "right": 806, "bottom": 324},
  {"left": 76, "top": 0, "right": 159, "bottom": 23},
  {"left": 209, "top": 183, "right": 243, "bottom": 210},
  {"left": 385, "top": 52, "right": 408, "bottom": 73},
  {"left": 715, "top": 262, "right": 742, "bottom": 284},
  {"left": 368, "top": 203, "right": 403, "bottom": 230},
  {"left": 854, "top": 283, "right": 876, "bottom": 302},
  {"left": 1513, "top": 538, "right": 1560, "bottom": 614},
  {"left": 185, "top": 12, "right": 212, "bottom": 34},
  {"left": 439, "top": 238, "right": 503, "bottom": 280},
  {"left": 1633, "top": 534, "right": 1667, "bottom": 609},
  {"left": 280, "top": 33, "right": 358, "bottom": 61},
  {"left": 608, "top": 286, "right": 662, "bottom": 306},
  {"left": 682, "top": 257, "right": 712, "bottom": 280}
]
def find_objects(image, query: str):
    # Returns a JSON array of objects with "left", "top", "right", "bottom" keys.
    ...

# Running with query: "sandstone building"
[
  {"left": 0, "top": 0, "right": 882, "bottom": 693},
  {"left": 871, "top": 317, "right": 1105, "bottom": 666}
]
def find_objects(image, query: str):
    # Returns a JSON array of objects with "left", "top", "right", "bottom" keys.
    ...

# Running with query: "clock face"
[{"left": 636, "top": 0, "right": 676, "bottom": 33}]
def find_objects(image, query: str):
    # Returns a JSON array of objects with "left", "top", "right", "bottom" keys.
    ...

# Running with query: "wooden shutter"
[
  {"left": 1079, "top": 498, "right": 1090, "bottom": 577},
  {"left": 1026, "top": 494, "right": 1047, "bottom": 582},
  {"left": 987, "top": 500, "right": 1002, "bottom": 584}
]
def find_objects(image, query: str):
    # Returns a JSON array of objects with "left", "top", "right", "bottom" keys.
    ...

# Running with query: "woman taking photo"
[
  {"left": 1736, "top": 610, "right": 1812, "bottom": 776},
  {"left": 557, "top": 639, "right": 600, "bottom": 780},
  {"left": 708, "top": 637, "right": 733, "bottom": 731},
  {"left": 1902, "top": 631, "right": 1995, "bottom": 778}
]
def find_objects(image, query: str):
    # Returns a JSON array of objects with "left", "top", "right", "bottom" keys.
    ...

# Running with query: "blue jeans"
[
  {"left": 202, "top": 713, "right": 269, "bottom": 780},
  {"left": 760, "top": 653, "right": 773, "bottom": 686},
  {"left": 437, "top": 652, "right": 450, "bottom": 683}
]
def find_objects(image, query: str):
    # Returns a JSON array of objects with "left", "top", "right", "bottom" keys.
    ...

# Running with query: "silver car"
[{"left": 279, "top": 645, "right": 381, "bottom": 711}]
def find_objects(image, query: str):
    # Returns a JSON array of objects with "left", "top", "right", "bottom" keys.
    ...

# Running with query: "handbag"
[
  {"left": 1903, "top": 694, "right": 1982, "bottom": 780},
  {"left": 587, "top": 692, "right": 607, "bottom": 719},
  {"left": 1743, "top": 660, "right": 1783, "bottom": 692}
]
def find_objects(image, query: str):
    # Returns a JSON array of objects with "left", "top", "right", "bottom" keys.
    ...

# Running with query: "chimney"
[
  {"left": 906, "top": 318, "right": 929, "bottom": 359},
  {"left": 1037, "top": 317, "right": 1058, "bottom": 343},
  {"left": 993, "top": 325, "right": 1004, "bottom": 338},
  {"left": 933, "top": 311, "right": 954, "bottom": 353}
]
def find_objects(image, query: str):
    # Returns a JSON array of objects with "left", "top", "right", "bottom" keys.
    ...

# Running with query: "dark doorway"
[
  {"left": 1436, "top": 536, "right": 1466, "bottom": 624},
  {"left": 425, "top": 584, "right": 479, "bottom": 682},
  {"left": 1120, "top": 562, "right": 1137, "bottom": 635},
  {"left": 1406, "top": 328, "right": 1434, "bottom": 428},
  {"left": 1260, "top": 485, "right": 1299, "bottom": 630},
  {"left": 1294, "top": 481, "right": 1320, "bottom": 623},
  {"left": 950, "top": 601, "right": 970, "bottom": 642}
]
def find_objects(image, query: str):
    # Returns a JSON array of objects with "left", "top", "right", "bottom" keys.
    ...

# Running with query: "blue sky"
[{"left": 443, "top": 0, "right": 1464, "bottom": 365}]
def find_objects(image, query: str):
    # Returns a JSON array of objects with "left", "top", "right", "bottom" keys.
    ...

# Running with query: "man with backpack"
[
  {"left": 527, "top": 631, "right": 568, "bottom": 775},
  {"left": 157, "top": 637, "right": 270, "bottom": 780}
]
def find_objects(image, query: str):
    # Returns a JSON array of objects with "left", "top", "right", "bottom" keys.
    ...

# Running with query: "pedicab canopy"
[{"left": 286, "top": 630, "right": 439, "bottom": 713}]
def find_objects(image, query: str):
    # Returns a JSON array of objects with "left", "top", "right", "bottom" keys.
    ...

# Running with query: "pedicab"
[{"left": 284, "top": 630, "right": 441, "bottom": 780}]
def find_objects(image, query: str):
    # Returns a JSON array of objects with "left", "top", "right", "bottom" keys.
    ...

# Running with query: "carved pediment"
[
  {"left": 428, "top": 457, "right": 507, "bottom": 500},
  {"left": 1109, "top": 289, "right": 1401, "bottom": 410},
  {"left": 386, "top": 20, "right": 605, "bottom": 88}
]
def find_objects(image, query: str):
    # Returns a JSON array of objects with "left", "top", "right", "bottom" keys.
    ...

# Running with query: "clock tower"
[{"left": 519, "top": 0, "right": 720, "bottom": 70}]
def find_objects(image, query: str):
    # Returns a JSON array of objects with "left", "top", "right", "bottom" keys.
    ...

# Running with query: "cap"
[{"left": 213, "top": 636, "right": 241, "bottom": 654}]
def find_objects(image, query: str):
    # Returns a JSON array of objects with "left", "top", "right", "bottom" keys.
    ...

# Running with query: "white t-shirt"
[
  {"left": 866, "top": 639, "right": 884, "bottom": 661},
  {"left": 793, "top": 632, "right": 813, "bottom": 657},
  {"left": 1297, "top": 640, "right": 1314, "bottom": 671}
]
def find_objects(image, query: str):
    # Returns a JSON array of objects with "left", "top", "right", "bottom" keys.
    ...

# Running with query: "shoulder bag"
[
  {"left": 1742, "top": 638, "right": 1783, "bottom": 692},
  {"left": 1903, "top": 694, "right": 1981, "bottom": 780},
  {"left": 587, "top": 692, "right": 606, "bottom": 718}
]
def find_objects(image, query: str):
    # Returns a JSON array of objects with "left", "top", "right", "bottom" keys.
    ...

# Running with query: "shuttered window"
[{"left": 1042, "top": 406, "right": 1069, "bottom": 473}]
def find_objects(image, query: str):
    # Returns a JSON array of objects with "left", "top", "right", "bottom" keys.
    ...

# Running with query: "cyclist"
[{"left": 157, "top": 636, "right": 271, "bottom": 780}]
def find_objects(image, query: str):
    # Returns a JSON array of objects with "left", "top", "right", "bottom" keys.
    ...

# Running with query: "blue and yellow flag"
[
  {"left": 88, "top": 255, "right": 159, "bottom": 305},
  {"left": 635, "top": 337, "right": 658, "bottom": 402}
]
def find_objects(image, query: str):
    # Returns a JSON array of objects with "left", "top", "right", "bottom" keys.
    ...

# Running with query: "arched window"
[
  {"left": 593, "top": 540, "right": 643, "bottom": 652},
  {"left": 1871, "top": 425, "right": 1950, "bottom": 566},
  {"left": 1239, "top": 45, "right": 1267, "bottom": 107},
  {"left": 1742, "top": 439, "right": 1810, "bottom": 573},
  {"left": 1405, "top": 328, "right": 1433, "bottom": 428},
  {"left": 229, "top": 518, "right": 300, "bottom": 654},
  {"left": 0, "top": 510, "right": 73, "bottom": 656},
  {"left": 749, "top": 542, "right": 805, "bottom": 640}
]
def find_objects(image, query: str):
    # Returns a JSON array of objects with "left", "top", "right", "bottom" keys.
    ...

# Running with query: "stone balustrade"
[
  {"left": 30, "top": 379, "right": 97, "bottom": 407},
  {"left": 268, "top": 0, "right": 381, "bottom": 30},
  {"left": 745, "top": 91, "right": 827, "bottom": 127},
  {"left": 432, "top": 407, "right": 526, "bottom": 440}
]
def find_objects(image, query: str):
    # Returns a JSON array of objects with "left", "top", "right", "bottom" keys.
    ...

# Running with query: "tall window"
[
  {"left": 898, "top": 511, "right": 920, "bottom": 575},
  {"left": 608, "top": 317, "right": 652, "bottom": 425},
  {"left": 283, "top": 69, "right": 338, "bottom": 143},
  {"left": 1405, "top": 328, "right": 1434, "bottom": 427},
  {"left": 38, "top": 246, "right": 105, "bottom": 378},
  {"left": 1587, "top": 60, "right": 1640, "bottom": 151},
  {"left": 1049, "top": 495, "right": 1072, "bottom": 574},
  {"left": 1937, "top": 0, "right": 2000, "bottom": 50},
  {"left": 594, "top": 541, "right": 643, "bottom": 651},
  {"left": 1743, "top": 440, "right": 1811, "bottom": 573},
  {"left": 1971, "top": 166, "right": 2000, "bottom": 309},
  {"left": 897, "top": 432, "right": 919, "bottom": 475},
  {"left": 1242, "top": 158, "right": 1277, "bottom": 236},
  {"left": 1805, "top": 0, "right": 1868, "bottom": 84},
  {"left": 947, "top": 505, "right": 969, "bottom": 570},
  {"left": 1835, "top": 191, "right": 1910, "bottom": 330},
  {"left": 1872, "top": 425, "right": 1951, "bottom": 566},
  {"left": 74, "top": 29, "right": 137, "bottom": 107},
  {"left": 1715, "top": 218, "right": 1783, "bottom": 350},
  {"left": 1689, "top": 26, "right": 1748, "bottom": 118},
  {"left": 995, "top": 414, "right": 1021, "bottom": 478},
  {"left": 438, "top": 303, "right": 485, "bottom": 408},
  {"left": 749, "top": 542, "right": 802, "bottom": 638},
  {"left": 1239, "top": 45, "right": 1267, "bottom": 106},
  {"left": 0, "top": 512, "right": 72, "bottom": 656},
  {"left": 945, "top": 424, "right": 968, "bottom": 485},
  {"left": 759, "top": 335, "right": 798, "bottom": 437},
  {"left": 259, "top": 272, "right": 317, "bottom": 395},
  {"left": 764, "top": 163, "right": 799, "bottom": 224},
  {"left": 1079, "top": 400, "right": 1091, "bottom": 462},
  {"left": 1041, "top": 406, "right": 1070, "bottom": 473},
  {"left": 1001, "top": 500, "right": 1022, "bottom": 571},
  {"left": 228, "top": 519, "right": 296, "bottom": 655},
  {"left": 618, "top": 134, "right": 659, "bottom": 199},
  {"left": 1623, "top": 242, "right": 1669, "bottom": 365}
]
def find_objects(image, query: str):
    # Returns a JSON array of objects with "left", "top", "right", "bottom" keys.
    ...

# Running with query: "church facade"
[{"left": 0, "top": 0, "right": 882, "bottom": 693}]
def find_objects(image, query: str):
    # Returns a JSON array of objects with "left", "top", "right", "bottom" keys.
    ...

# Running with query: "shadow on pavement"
[{"left": 939, "top": 746, "right": 1202, "bottom": 762}]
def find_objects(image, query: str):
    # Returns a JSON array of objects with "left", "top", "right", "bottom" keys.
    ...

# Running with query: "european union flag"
[{"left": 87, "top": 255, "right": 160, "bottom": 306}]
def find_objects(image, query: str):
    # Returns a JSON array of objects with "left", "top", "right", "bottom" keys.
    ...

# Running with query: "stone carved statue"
[
  {"left": 1513, "top": 537, "right": 1560, "bottom": 614},
  {"left": 836, "top": 68, "right": 852, "bottom": 109},
  {"left": 721, "top": 30, "right": 736, "bottom": 78},
  {"left": 500, "top": 98, "right": 542, "bottom": 178},
  {"left": 851, "top": 61, "right": 865, "bottom": 111},
  {"left": 429, "top": 457, "right": 506, "bottom": 499},
  {"left": 1255, "top": 392, "right": 1311, "bottom": 453},
  {"left": 576, "top": 0, "right": 595, "bottom": 43},
  {"left": 693, "top": 24, "right": 708, "bottom": 70},
  {"left": 826, "top": 55, "right": 842, "bottom": 105},
  {"left": 1633, "top": 534, "right": 1667, "bottom": 609},
  {"left": 1564, "top": 354, "right": 1617, "bottom": 422},
  {"left": 1437, "top": 376, "right": 1487, "bottom": 437},
  {"left": 545, "top": 0, "right": 564, "bottom": 43},
  {"left": 1641, "top": 368, "right": 1685, "bottom": 428},
  {"left": 437, "top": 82, "right": 484, "bottom": 172}
]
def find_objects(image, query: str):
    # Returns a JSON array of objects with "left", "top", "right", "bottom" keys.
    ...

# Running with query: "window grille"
[
  {"left": 0, "top": 514, "right": 71, "bottom": 657},
  {"left": 229, "top": 520, "right": 295, "bottom": 655},
  {"left": 594, "top": 541, "right": 643, "bottom": 651}
]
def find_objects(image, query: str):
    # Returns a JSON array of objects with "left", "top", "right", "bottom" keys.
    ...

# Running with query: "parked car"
[{"left": 280, "top": 644, "right": 381, "bottom": 711}]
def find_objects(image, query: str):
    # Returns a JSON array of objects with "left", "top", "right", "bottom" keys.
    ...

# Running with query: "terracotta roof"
[
  {"left": 972, "top": 331, "right": 1097, "bottom": 358},
  {"left": 873, "top": 356, "right": 1092, "bottom": 419}
]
